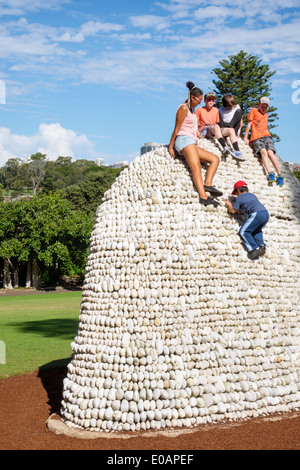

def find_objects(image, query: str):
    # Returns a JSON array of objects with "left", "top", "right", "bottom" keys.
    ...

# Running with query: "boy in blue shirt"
[{"left": 225, "top": 181, "right": 269, "bottom": 260}]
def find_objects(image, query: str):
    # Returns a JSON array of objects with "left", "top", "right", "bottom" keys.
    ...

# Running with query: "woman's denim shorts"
[{"left": 174, "top": 135, "right": 196, "bottom": 154}]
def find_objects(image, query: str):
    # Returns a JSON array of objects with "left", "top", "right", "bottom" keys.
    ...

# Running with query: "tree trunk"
[
  {"left": 3, "top": 259, "right": 12, "bottom": 289},
  {"left": 13, "top": 269, "right": 19, "bottom": 288},
  {"left": 26, "top": 261, "right": 32, "bottom": 288},
  {"left": 32, "top": 259, "right": 40, "bottom": 289},
  {"left": 26, "top": 260, "right": 40, "bottom": 288}
]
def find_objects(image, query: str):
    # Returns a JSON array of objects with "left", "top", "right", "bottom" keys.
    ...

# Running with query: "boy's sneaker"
[
  {"left": 231, "top": 150, "right": 245, "bottom": 161},
  {"left": 247, "top": 248, "right": 260, "bottom": 260},
  {"left": 257, "top": 245, "right": 266, "bottom": 257},
  {"left": 276, "top": 175, "right": 284, "bottom": 186},
  {"left": 222, "top": 145, "right": 231, "bottom": 156},
  {"left": 268, "top": 172, "right": 276, "bottom": 183}
]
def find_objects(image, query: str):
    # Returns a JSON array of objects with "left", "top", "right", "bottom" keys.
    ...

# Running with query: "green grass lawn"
[{"left": 0, "top": 292, "right": 82, "bottom": 379}]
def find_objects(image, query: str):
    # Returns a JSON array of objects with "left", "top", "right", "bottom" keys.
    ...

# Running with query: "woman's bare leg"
[
  {"left": 196, "top": 147, "right": 220, "bottom": 186},
  {"left": 181, "top": 144, "right": 208, "bottom": 199}
]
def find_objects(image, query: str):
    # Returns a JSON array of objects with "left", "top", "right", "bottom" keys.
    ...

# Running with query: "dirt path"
[{"left": 0, "top": 366, "right": 299, "bottom": 450}]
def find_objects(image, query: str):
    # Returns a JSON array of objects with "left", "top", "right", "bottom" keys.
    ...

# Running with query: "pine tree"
[{"left": 211, "top": 50, "right": 279, "bottom": 141}]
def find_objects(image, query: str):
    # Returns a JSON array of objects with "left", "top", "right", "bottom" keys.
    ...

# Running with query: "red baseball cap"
[{"left": 232, "top": 180, "right": 247, "bottom": 194}]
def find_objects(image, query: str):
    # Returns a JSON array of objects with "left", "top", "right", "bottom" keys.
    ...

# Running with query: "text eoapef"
[{"left": 107, "top": 454, "right": 194, "bottom": 467}]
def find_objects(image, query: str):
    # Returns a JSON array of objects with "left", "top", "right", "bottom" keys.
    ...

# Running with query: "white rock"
[{"left": 122, "top": 333, "right": 131, "bottom": 348}]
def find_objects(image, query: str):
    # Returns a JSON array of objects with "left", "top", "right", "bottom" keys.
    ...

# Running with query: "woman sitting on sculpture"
[{"left": 168, "top": 81, "right": 222, "bottom": 207}]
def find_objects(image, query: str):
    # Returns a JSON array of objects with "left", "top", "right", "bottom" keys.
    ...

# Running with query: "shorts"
[
  {"left": 174, "top": 135, "right": 196, "bottom": 154},
  {"left": 252, "top": 136, "right": 275, "bottom": 155}
]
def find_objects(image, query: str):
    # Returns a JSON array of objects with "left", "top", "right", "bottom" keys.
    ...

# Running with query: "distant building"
[
  {"left": 114, "top": 161, "right": 129, "bottom": 168},
  {"left": 96, "top": 158, "right": 104, "bottom": 166},
  {"left": 140, "top": 142, "right": 166, "bottom": 155},
  {"left": 287, "top": 162, "right": 300, "bottom": 172}
]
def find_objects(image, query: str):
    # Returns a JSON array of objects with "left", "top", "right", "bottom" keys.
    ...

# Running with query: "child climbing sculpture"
[
  {"left": 244, "top": 97, "right": 284, "bottom": 186},
  {"left": 225, "top": 180, "right": 269, "bottom": 260}
]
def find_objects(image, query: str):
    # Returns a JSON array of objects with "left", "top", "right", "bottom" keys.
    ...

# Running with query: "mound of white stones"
[{"left": 59, "top": 138, "right": 300, "bottom": 433}]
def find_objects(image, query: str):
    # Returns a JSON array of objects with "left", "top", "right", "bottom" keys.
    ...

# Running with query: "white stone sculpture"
[{"left": 57, "top": 138, "right": 300, "bottom": 433}]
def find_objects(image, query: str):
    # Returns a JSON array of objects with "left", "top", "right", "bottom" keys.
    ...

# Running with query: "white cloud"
[
  {"left": 0, "top": 123, "right": 98, "bottom": 165},
  {"left": 159, "top": 0, "right": 299, "bottom": 25},
  {"left": 0, "top": 7, "right": 23, "bottom": 16},
  {"left": 0, "top": 1, "right": 299, "bottom": 93},
  {"left": 57, "top": 20, "right": 124, "bottom": 43},
  {"left": 80, "top": 20, "right": 124, "bottom": 35},
  {"left": 0, "top": 32, "right": 60, "bottom": 58},
  {"left": 130, "top": 14, "right": 171, "bottom": 30},
  {"left": 0, "top": 0, "right": 70, "bottom": 15},
  {"left": 194, "top": 6, "right": 233, "bottom": 20},
  {"left": 0, "top": 1, "right": 299, "bottom": 99},
  {"left": 112, "top": 33, "right": 152, "bottom": 43},
  {"left": 77, "top": 45, "right": 186, "bottom": 90}
]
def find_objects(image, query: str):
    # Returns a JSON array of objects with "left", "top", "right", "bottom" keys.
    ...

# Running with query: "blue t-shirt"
[{"left": 233, "top": 192, "right": 267, "bottom": 216}]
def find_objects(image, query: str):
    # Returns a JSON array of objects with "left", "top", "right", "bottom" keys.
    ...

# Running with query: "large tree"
[
  {"left": 1, "top": 158, "right": 28, "bottom": 191},
  {"left": 63, "top": 167, "right": 124, "bottom": 215},
  {"left": 0, "top": 193, "right": 93, "bottom": 288},
  {"left": 211, "top": 50, "right": 279, "bottom": 140},
  {"left": 27, "top": 152, "right": 47, "bottom": 194}
]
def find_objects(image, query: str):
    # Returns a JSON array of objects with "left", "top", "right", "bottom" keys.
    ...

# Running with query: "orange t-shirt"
[
  {"left": 247, "top": 107, "right": 271, "bottom": 141},
  {"left": 196, "top": 106, "right": 219, "bottom": 128}
]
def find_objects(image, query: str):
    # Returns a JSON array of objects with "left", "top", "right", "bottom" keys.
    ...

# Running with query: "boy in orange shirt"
[{"left": 244, "top": 97, "right": 283, "bottom": 186}]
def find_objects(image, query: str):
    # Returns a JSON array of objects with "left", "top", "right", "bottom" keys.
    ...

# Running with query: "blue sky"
[{"left": 0, "top": 0, "right": 299, "bottom": 166}]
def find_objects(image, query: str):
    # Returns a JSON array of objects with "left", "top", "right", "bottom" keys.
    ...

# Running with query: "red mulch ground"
[
  {"left": 0, "top": 366, "right": 300, "bottom": 451},
  {"left": 1, "top": 288, "right": 299, "bottom": 451}
]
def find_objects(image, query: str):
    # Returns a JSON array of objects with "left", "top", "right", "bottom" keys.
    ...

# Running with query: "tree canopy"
[
  {"left": 0, "top": 154, "right": 123, "bottom": 204},
  {"left": 211, "top": 50, "right": 279, "bottom": 140},
  {"left": 62, "top": 167, "right": 123, "bottom": 215},
  {"left": 0, "top": 153, "right": 126, "bottom": 287},
  {"left": 0, "top": 193, "right": 93, "bottom": 287},
  {"left": 294, "top": 171, "right": 300, "bottom": 183}
]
